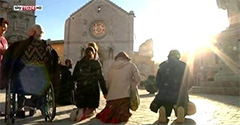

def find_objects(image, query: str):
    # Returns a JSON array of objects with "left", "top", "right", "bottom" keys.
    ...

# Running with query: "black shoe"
[
  {"left": 37, "top": 104, "right": 46, "bottom": 116},
  {"left": 16, "top": 110, "right": 25, "bottom": 118},
  {"left": 0, "top": 111, "right": 5, "bottom": 117},
  {"left": 25, "top": 99, "right": 37, "bottom": 108},
  {"left": 29, "top": 108, "right": 36, "bottom": 116}
]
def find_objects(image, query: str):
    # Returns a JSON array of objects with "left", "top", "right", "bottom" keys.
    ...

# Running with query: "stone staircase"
[{"left": 189, "top": 81, "right": 240, "bottom": 96}]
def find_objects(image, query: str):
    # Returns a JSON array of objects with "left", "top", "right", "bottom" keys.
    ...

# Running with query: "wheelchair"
[{"left": 4, "top": 65, "right": 56, "bottom": 124}]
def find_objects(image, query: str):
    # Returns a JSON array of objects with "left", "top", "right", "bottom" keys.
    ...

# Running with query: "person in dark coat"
[
  {"left": 1, "top": 24, "right": 59, "bottom": 118},
  {"left": 150, "top": 50, "right": 192, "bottom": 123},
  {"left": 57, "top": 58, "right": 75, "bottom": 105},
  {"left": 72, "top": 46, "right": 108, "bottom": 121}
]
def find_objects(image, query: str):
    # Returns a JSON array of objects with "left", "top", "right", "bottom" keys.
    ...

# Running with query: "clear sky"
[{"left": 36, "top": 0, "right": 229, "bottom": 62}]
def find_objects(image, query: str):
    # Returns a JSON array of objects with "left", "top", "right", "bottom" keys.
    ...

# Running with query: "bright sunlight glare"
[
  {"left": 207, "top": 38, "right": 240, "bottom": 75},
  {"left": 134, "top": 0, "right": 229, "bottom": 63}
]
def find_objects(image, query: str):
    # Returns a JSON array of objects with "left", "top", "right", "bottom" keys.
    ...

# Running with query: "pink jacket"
[{"left": 0, "top": 36, "right": 8, "bottom": 61}]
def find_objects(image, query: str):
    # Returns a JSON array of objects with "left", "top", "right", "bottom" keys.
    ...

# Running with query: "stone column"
[{"left": 217, "top": 0, "right": 240, "bottom": 26}]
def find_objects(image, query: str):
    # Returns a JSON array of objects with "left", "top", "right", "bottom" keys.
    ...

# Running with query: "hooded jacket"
[{"left": 106, "top": 57, "right": 141, "bottom": 101}]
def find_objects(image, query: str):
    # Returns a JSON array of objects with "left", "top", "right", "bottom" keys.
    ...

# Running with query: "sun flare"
[{"left": 146, "top": 0, "right": 229, "bottom": 63}]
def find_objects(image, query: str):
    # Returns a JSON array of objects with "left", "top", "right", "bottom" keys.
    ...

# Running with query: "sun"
[{"left": 146, "top": 0, "right": 229, "bottom": 63}]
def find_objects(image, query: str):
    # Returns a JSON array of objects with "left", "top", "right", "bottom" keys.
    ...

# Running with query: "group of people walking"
[{"left": 0, "top": 17, "right": 194, "bottom": 124}]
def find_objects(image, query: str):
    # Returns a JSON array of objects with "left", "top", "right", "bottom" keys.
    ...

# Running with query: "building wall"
[
  {"left": 0, "top": 0, "right": 36, "bottom": 44},
  {"left": 134, "top": 53, "right": 155, "bottom": 81},
  {"left": 133, "top": 39, "right": 155, "bottom": 80},
  {"left": 192, "top": 0, "right": 240, "bottom": 86},
  {"left": 49, "top": 40, "right": 64, "bottom": 63},
  {"left": 192, "top": 48, "right": 219, "bottom": 86},
  {"left": 138, "top": 39, "right": 153, "bottom": 57},
  {"left": 64, "top": 0, "right": 134, "bottom": 75}
]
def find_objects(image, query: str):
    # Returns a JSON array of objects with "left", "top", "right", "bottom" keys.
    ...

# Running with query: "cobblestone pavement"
[{"left": 0, "top": 89, "right": 239, "bottom": 125}]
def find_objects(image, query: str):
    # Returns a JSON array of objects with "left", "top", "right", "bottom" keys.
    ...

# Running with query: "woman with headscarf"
[
  {"left": 72, "top": 46, "right": 108, "bottom": 121},
  {"left": 96, "top": 51, "right": 141, "bottom": 124},
  {"left": 87, "top": 42, "right": 100, "bottom": 60}
]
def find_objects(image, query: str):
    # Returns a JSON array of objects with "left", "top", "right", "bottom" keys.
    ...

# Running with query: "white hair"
[{"left": 29, "top": 24, "right": 44, "bottom": 39}]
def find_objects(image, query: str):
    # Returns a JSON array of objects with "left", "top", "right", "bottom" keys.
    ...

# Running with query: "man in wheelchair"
[{"left": 1, "top": 24, "right": 59, "bottom": 118}]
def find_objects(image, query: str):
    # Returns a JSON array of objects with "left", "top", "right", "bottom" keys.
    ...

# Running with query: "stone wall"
[
  {"left": 0, "top": 0, "right": 36, "bottom": 44},
  {"left": 133, "top": 39, "right": 156, "bottom": 81}
]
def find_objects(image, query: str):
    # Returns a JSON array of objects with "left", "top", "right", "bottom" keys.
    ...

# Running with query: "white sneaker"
[
  {"left": 158, "top": 106, "right": 168, "bottom": 123},
  {"left": 176, "top": 106, "right": 185, "bottom": 123}
]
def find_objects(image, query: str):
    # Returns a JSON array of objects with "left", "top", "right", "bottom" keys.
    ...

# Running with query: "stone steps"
[
  {"left": 199, "top": 81, "right": 240, "bottom": 87},
  {"left": 189, "top": 86, "right": 240, "bottom": 96},
  {"left": 189, "top": 81, "right": 240, "bottom": 96}
]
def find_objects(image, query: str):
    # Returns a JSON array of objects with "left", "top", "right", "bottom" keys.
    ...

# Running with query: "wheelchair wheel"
[
  {"left": 43, "top": 82, "right": 56, "bottom": 122},
  {"left": 5, "top": 79, "right": 16, "bottom": 124}
]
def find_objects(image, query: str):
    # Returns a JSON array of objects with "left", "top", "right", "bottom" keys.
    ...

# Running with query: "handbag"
[
  {"left": 130, "top": 84, "right": 140, "bottom": 111},
  {"left": 187, "top": 101, "right": 196, "bottom": 115}
]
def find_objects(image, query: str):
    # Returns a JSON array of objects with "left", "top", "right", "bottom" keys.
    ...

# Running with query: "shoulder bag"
[{"left": 130, "top": 84, "right": 140, "bottom": 111}]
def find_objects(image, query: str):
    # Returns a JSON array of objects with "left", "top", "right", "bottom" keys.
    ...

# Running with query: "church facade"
[
  {"left": 0, "top": 0, "right": 36, "bottom": 44},
  {"left": 64, "top": 0, "right": 135, "bottom": 75}
]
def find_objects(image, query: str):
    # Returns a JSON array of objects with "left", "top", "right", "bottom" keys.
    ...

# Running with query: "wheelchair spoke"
[{"left": 43, "top": 83, "right": 56, "bottom": 122}]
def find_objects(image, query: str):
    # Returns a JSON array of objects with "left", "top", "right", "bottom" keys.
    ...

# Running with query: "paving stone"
[{"left": 0, "top": 89, "right": 239, "bottom": 125}]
